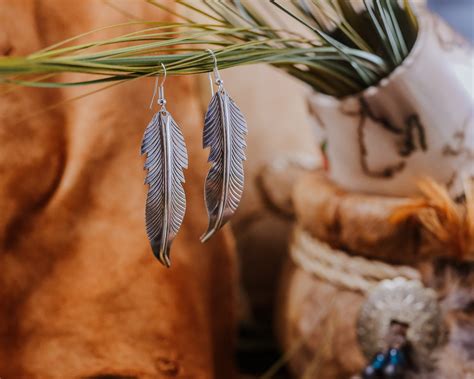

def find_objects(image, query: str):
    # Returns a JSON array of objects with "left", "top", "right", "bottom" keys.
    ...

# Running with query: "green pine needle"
[{"left": 0, "top": 0, "right": 418, "bottom": 98}]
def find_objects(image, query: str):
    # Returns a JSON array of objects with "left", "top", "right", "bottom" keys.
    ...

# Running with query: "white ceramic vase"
[{"left": 308, "top": 13, "right": 474, "bottom": 197}]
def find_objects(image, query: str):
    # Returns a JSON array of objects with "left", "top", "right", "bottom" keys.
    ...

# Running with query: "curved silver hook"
[
  {"left": 159, "top": 62, "right": 167, "bottom": 88},
  {"left": 158, "top": 63, "right": 167, "bottom": 108},
  {"left": 207, "top": 49, "right": 223, "bottom": 96},
  {"left": 207, "top": 49, "right": 218, "bottom": 73},
  {"left": 149, "top": 63, "right": 167, "bottom": 110}
]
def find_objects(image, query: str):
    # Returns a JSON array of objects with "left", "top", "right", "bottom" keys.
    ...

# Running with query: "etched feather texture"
[
  {"left": 201, "top": 88, "right": 247, "bottom": 242},
  {"left": 141, "top": 110, "right": 188, "bottom": 266}
]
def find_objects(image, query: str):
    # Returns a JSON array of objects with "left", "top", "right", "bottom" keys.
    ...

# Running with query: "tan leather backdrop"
[{"left": 0, "top": 1, "right": 237, "bottom": 378}]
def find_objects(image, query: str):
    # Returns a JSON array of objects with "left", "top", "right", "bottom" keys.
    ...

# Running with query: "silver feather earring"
[
  {"left": 201, "top": 49, "right": 248, "bottom": 243},
  {"left": 141, "top": 64, "right": 188, "bottom": 267}
]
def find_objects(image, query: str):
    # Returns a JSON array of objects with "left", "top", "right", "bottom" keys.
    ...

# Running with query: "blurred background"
[
  {"left": 429, "top": 0, "right": 473, "bottom": 42},
  {"left": 227, "top": 1, "right": 473, "bottom": 377}
]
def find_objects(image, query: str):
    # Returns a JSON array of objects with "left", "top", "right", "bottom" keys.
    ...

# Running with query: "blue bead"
[
  {"left": 371, "top": 352, "right": 387, "bottom": 370},
  {"left": 388, "top": 348, "right": 406, "bottom": 366}
]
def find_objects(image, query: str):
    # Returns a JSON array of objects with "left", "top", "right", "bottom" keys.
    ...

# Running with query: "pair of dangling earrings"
[{"left": 141, "top": 50, "right": 247, "bottom": 267}]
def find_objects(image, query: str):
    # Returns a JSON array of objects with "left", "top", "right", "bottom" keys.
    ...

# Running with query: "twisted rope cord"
[{"left": 290, "top": 227, "right": 421, "bottom": 293}]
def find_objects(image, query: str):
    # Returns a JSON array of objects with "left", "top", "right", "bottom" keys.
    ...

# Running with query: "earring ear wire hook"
[
  {"left": 158, "top": 63, "right": 167, "bottom": 108},
  {"left": 207, "top": 49, "right": 223, "bottom": 97},
  {"left": 149, "top": 63, "right": 167, "bottom": 110}
]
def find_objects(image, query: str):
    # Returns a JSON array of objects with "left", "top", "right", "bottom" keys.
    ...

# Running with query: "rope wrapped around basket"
[{"left": 290, "top": 227, "right": 421, "bottom": 294}]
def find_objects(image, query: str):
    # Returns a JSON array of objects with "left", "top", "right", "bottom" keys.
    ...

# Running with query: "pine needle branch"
[{"left": 0, "top": 0, "right": 418, "bottom": 98}]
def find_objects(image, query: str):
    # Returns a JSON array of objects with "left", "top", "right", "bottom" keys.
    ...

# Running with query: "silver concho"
[{"left": 357, "top": 277, "right": 445, "bottom": 370}]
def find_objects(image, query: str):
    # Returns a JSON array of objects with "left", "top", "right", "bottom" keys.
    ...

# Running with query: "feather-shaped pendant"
[
  {"left": 141, "top": 109, "right": 188, "bottom": 266},
  {"left": 201, "top": 87, "right": 247, "bottom": 242}
]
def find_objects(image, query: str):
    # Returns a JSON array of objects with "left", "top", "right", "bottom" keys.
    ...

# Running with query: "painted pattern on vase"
[{"left": 308, "top": 12, "right": 474, "bottom": 197}]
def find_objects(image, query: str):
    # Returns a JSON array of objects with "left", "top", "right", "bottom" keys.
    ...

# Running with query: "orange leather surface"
[{"left": 0, "top": 2, "right": 237, "bottom": 378}]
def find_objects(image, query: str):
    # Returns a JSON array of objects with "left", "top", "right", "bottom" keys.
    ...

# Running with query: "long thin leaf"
[{"left": 0, "top": 1, "right": 418, "bottom": 97}]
